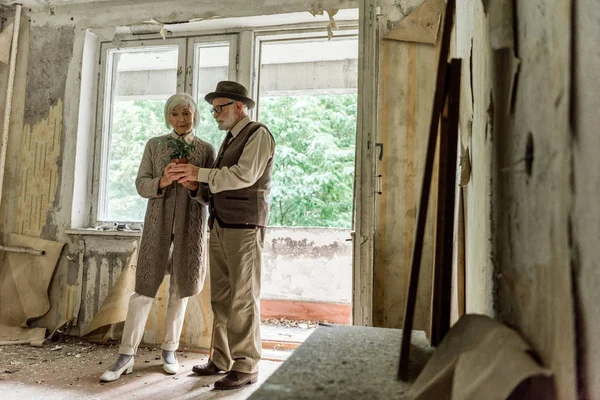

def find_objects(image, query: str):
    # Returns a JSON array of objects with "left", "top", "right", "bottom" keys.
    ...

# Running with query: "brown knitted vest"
[{"left": 209, "top": 121, "right": 274, "bottom": 228}]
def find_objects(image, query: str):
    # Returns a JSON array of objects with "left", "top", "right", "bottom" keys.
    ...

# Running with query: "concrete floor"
[
  {"left": 251, "top": 326, "right": 432, "bottom": 400},
  {"left": 0, "top": 338, "right": 282, "bottom": 400}
]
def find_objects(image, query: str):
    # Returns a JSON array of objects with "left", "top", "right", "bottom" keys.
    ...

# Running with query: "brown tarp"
[
  {"left": 409, "top": 314, "right": 553, "bottom": 400},
  {"left": 0, "top": 233, "right": 65, "bottom": 344},
  {"left": 0, "top": 324, "right": 45, "bottom": 346}
]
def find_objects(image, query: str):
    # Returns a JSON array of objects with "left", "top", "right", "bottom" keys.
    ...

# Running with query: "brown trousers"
[{"left": 209, "top": 219, "right": 264, "bottom": 374}]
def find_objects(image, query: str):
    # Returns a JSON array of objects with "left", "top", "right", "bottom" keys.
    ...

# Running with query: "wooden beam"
[
  {"left": 398, "top": 0, "right": 456, "bottom": 381},
  {"left": 431, "top": 58, "right": 461, "bottom": 346}
]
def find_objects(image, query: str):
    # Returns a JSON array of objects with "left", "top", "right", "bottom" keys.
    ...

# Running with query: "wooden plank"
[
  {"left": 375, "top": 31, "right": 439, "bottom": 334},
  {"left": 451, "top": 186, "right": 466, "bottom": 323},
  {"left": 430, "top": 58, "right": 461, "bottom": 346},
  {"left": 376, "top": 42, "right": 430, "bottom": 331},
  {"left": 398, "top": 0, "right": 456, "bottom": 381},
  {"left": 353, "top": 0, "right": 378, "bottom": 327}
]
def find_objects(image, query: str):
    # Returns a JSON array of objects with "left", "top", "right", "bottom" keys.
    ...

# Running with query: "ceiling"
[
  {"left": 1, "top": 0, "right": 113, "bottom": 5},
  {"left": 0, "top": 0, "right": 143, "bottom": 10}
]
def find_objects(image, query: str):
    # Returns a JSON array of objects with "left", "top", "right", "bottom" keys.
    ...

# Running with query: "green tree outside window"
[{"left": 105, "top": 94, "right": 356, "bottom": 228}]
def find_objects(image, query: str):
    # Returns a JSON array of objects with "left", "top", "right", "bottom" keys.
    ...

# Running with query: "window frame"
[
  {"left": 250, "top": 28, "right": 359, "bottom": 229},
  {"left": 89, "top": 23, "right": 360, "bottom": 226},
  {"left": 187, "top": 34, "right": 238, "bottom": 103},
  {"left": 91, "top": 35, "right": 237, "bottom": 225},
  {"left": 93, "top": 38, "right": 186, "bottom": 224}
]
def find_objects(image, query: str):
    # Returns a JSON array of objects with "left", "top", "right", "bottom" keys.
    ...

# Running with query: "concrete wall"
[
  {"left": 0, "top": 13, "right": 29, "bottom": 234},
  {"left": 377, "top": 0, "right": 597, "bottom": 396},
  {"left": 112, "top": 60, "right": 358, "bottom": 98},
  {"left": 263, "top": 227, "right": 352, "bottom": 304},
  {"left": 455, "top": 0, "right": 578, "bottom": 398}
]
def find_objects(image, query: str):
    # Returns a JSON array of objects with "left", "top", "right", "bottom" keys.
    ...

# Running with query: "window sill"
[{"left": 65, "top": 228, "right": 142, "bottom": 238}]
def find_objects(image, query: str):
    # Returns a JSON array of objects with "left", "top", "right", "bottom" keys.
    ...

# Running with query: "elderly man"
[{"left": 172, "top": 81, "right": 275, "bottom": 390}]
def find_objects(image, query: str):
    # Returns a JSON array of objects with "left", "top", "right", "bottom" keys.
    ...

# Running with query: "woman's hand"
[
  {"left": 171, "top": 163, "right": 200, "bottom": 184},
  {"left": 159, "top": 163, "right": 177, "bottom": 188}
]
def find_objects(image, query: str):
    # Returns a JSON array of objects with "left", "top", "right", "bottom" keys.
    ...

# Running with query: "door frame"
[
  {"left": 252, "top": 21, "right": 378, "bottom": 326},
  {"left": 353, "top": 0, "right": 379, "bottom": 326}
]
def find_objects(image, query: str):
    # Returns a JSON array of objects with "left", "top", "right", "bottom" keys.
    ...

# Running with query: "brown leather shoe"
[
  {"left": 192, "top": 361, "right": 226, "bottom": 376},
  {"left": 214, "top": 371, "right": 258, "bottom": 390}
]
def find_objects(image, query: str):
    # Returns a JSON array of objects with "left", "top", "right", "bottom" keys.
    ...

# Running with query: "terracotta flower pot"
[{"left": 173, "top": 158, "right": 188, "bottom": 164}]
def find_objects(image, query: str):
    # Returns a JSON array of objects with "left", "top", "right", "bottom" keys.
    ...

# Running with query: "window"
[
  {"left": 89, "top": 18, "right": 358, "bottom": 227},
  {"left": 191, "top": 40, "right": 235, "bottom": 150},
  {"left": 256, "top": 36, "right": 358, "bottom": 228},
  {"left": 93, "top": 36, "right": 235, "bottom": 223}
]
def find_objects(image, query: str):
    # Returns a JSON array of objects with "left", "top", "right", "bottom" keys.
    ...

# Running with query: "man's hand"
[
  {"left": 159, "top": 162, "right": 177, "bottom": 188},
  {"left": 181, "top": 181, "right": 199, "bottom": 191},
  {"left": 171, "top": 163, "right": 200, "bottom": 184}
]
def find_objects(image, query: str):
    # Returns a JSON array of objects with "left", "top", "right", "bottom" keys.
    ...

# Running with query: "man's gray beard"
[{"left": 219, "top": 114, "right": 237, "bottom": 131}]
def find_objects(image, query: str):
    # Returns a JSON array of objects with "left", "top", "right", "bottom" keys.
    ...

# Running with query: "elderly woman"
[{"left": 100, "top": 93, "right": 215, "bottom": 382}]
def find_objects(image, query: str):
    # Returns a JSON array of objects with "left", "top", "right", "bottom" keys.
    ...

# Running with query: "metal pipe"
[
  {"left": 0, "top": 3, "right": 22, "bottom": 211},
  {"left": 0, "top": 245, "right": 45, "bottom": 256}
]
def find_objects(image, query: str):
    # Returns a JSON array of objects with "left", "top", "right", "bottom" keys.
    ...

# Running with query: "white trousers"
[{"left": 119, "top": 274, "right": 188, "bottom": 355}]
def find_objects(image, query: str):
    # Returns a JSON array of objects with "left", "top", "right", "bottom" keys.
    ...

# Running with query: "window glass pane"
[
  {"left": 258, "top": 38, "right": 358, "bottom": 228},
  {"left": 101, "top": 46, "right": 178, "bottom": 222},
  {"left": 194, "top": 43, "right": 230, "bottom": 150}
]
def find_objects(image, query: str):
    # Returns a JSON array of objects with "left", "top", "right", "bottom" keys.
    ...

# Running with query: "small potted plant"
[{"left": 161, "top": 136, "right": 195, "bottom": 164}]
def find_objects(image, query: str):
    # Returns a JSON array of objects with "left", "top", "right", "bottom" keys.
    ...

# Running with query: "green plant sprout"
[{"left": 160, "top": 136, "right": 195, "bottom": 161}]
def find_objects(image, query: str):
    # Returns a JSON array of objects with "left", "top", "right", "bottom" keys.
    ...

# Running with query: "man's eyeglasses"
[{"left": 210, "top": 101, "right": 236, "bottom": 115}]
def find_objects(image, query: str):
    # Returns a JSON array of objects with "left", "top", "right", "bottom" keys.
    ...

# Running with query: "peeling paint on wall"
[
  {"left": 0, "top": 21, "right": 14, "bottom": 64},
  {"left": 455, "top": 0, "right": 578, "bottom": 398},
  {"left": 15, "top": 100, "right": 62, "bottom": 237}
]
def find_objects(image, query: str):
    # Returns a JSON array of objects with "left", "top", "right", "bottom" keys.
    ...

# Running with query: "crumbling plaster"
[
  {"left": 381, "top": 0, "right": 423, "bottom": 34},
  {"left": 455, "top": 0, "right": 578, "bottom": 398}
]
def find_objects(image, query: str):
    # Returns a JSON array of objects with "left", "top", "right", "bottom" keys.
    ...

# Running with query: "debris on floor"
[
  {"left": 261, "top": 317, "right": 321, "bottom": 329},
  {"left": 0, "top": 336, "right": 133, "bottom": 384},
  {"left": 0, "top": 336, "right": 281, "bottom": 400},
  {"left": 261, "top": 319, "right": 319, "bottom": 344}
]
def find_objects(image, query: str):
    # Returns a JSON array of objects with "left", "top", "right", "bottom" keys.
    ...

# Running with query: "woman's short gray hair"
[{"left": 164, "top": 93, "right": 200, "bottom": 129}]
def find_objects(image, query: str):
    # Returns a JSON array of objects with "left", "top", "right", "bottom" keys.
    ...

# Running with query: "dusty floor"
[
  {"left": 261, "top": 318, "right": 317, "bottom": 343},
  {"left": 0, "top": 337, "right": 282, "bottom": 400}
]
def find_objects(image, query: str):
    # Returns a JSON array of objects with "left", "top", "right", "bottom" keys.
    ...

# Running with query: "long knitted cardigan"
[{"left": 135, "top": 133, "right": 215, "bottom": 299}]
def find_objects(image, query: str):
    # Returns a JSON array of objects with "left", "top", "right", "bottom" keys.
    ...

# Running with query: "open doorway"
[{"left": 254, "top": 34, "right": 359, "bottom": 350}]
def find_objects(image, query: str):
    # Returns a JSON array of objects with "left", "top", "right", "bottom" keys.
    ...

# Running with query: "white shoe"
[
  {"left": 99, "top": 357, "right": 134, "bottom": 382},
  {"left": 162, "top": 354, "right": 179, "bottom": 375}
]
